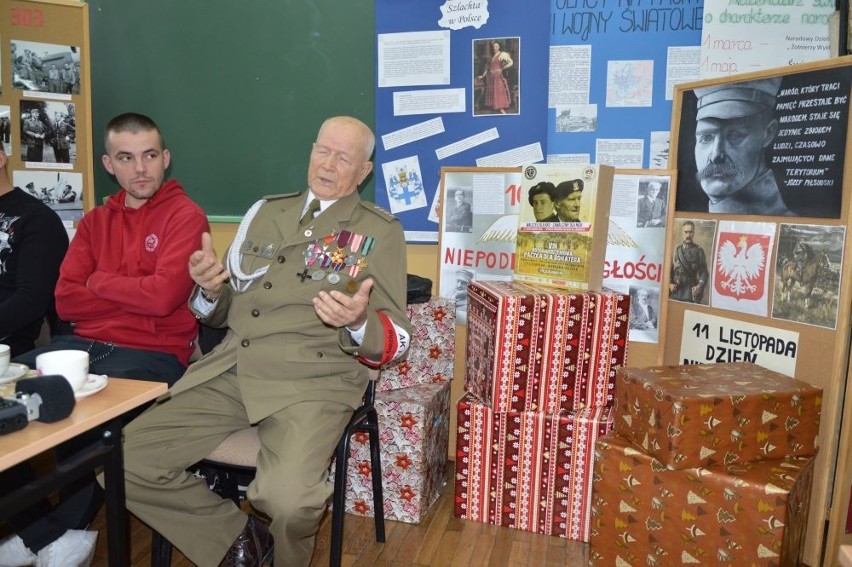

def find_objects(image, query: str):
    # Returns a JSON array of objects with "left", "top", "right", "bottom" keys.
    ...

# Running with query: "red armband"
[{"left": 355, "top": 309, "right": 398, "bottom": 368}]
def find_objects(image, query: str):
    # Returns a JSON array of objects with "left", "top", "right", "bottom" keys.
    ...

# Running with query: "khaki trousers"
[{"left": 122, "top": 370, "right": 352, "bottom": 566}]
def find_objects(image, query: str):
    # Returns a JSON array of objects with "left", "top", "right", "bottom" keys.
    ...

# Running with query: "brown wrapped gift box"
[
  {"left": 613, "top": 362, "right": 822, "bottom": 470},
  {"left": 465, "top": 280, "right": 629, "bottom": 414},
  {"left": 590, "top": 432, "right": 815, "bottom": 567}
]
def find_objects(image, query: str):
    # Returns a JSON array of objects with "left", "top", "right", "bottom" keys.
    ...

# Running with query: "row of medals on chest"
[{"left": 292, "top": 228, "right": 375, "bottom": 287}]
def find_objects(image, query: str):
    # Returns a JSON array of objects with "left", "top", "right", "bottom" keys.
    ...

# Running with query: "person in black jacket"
[{"left": 0, "top": 147, "right": 68, "bottom": 357}]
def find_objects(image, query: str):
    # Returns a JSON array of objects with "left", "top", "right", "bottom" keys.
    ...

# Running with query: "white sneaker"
[
  {"left": 0, "top": 535, "right": 37, "bottom": 567},
  {"left": 35, "top": 531, "right": 97, "bottom": 567}
]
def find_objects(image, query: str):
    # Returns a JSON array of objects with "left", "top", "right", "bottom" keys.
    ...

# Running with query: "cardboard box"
[
  {"left": 514, "top": 163, "right": 615, "bottom": 290},
  {"left": 339, "top": 381, "right": 450, "bottom": 524},
  {"left": 378, "top": 297, "right": 456, "bottom": 393},
  {"left": 465, "top": 280, "right": 629, "bottom": 413},
  {"left": 589, "top": 432, "right": 815, "bottom": 567},
  {"left": 613, "top": 362, "right": 822, "bottom": 470},
  {"left": 454, "top": 393, "right": 613, "bottom": 542}
]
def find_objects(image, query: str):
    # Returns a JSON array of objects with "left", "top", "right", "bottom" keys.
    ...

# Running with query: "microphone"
[
  {"left": 13, "top": 375, "right": 76, "bottom": 423},
  {"left": 0, "top": 398, "right": 28, "bottom": 435}
]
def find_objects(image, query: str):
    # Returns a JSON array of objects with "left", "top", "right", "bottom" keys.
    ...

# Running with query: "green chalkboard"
[{"left": 88, "top": 0, "right": 375, "bottom": 220}]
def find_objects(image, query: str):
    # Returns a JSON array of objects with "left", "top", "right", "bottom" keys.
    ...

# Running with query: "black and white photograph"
[
  {"left": 441, "top": 266, "right": 475, "bottom": 323},
  {"left": 11, "top": 39, "right": 81, "bottom": 95},
  {"left": 0, "top": 105, "right": 11, "bottom": 156},
  {"left": 628, "top": 285, "right": 659, "bottom": 331},
  {"left": 444, "top": 188, "right": 473, "bottom": 233},
  {"left": 772, "top": 223, "right": 844, "bottom": 329},
  {"left": 555, "top": 104, "right": 597, "bottom": 133},
  {"left": 473, "top": 37, "right": 520, "bottom": 116},
  {"left": 19, "top": 100, "right": 76, "bottom": 166},
  {"left": 674, "top": 66, "right": 851, "bottom": 218},
  {"left": 13, "top": 170, "right": 83, "bottom": 222},
  {"left": 636, "top": 178, "right": 667, "bottom": 228}
]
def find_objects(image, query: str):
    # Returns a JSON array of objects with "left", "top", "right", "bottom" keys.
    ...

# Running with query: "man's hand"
[
  {"left": 313, "top": 278, "right": 373, "bottom": 329},
  {"left": 188, "top": 232, "right": 229, "bottom": 299}
]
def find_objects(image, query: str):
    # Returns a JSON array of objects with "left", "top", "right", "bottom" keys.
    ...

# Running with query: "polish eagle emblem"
[{"left": 715, "top": 234, "right": 767, "bottom": 300}]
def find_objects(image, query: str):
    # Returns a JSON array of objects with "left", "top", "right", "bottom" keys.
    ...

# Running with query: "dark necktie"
[{"left": 300, "top": 199, "right": 321, "bottom": 227}]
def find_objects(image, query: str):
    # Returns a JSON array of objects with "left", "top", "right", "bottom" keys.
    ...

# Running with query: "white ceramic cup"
[
  {"left": 0, "top": 344, "right": 10, "bottom": 375},
  {"left": 36, "top": 350, "right": 89, "bottom": 392}
]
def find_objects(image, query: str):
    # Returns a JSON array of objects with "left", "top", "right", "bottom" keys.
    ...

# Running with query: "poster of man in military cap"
[{"left": 673, "top": 65, "right": 852, "bottom": 219}]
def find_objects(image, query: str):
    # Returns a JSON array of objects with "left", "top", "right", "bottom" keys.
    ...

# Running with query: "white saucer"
[
  {"left": 0, "top": 363, "right": 30, "bottom": 385},
  {"left": 75, "top": 374, "right": 108, "bottom": 399}
]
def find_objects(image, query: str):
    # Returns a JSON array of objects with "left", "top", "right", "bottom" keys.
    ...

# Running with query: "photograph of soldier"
[
  {"left": 446, "top": 267, "right": 474, "bottom": 323},
  {"left": 11, "top": 40, "right": 81, "bottom": 94},
  {"left": 19, "top": 101, "right": 76, "bottom": 165},
  {"left": 553, "top": 179, "right": 584, "bottom": 222},
  {"left": 771, "top": 223, "right": 843, "bottom": 329},
  {"left": 669, "top": 218, "right": 715, "bottom": 305},
  {"left": 13, "top": 170, "right": 84, "bottom": 222},
  {"left": 528, "top": 181, "right": 559, "bottom": 222}
]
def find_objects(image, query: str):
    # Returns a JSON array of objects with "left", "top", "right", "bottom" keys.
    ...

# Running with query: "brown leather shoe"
[{"left": 219, "top": 515, "right": 274, "bottom": 567}]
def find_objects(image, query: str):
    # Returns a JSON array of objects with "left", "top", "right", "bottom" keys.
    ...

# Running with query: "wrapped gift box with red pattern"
[
  {"left": 589, "top": 432, "right": 815, "bottom": 566},
  {"left": 613, "top": 362, "right": 822, "bottom": 470},
  {"left": 465, "top": 280, "right": 629, "bottom": 414},
  {"left": 453, "top": 392, "right": 613, "bottom": 542},
  {"left": 377, "top": 298, "right": 456, "bottom": 393},
  {"left": 339, "top": 381, "right": 450, "bottom": 524}
]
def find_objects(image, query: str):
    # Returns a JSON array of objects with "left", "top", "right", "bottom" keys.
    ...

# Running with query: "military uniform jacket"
[
  {"left": 23, "top": 118, "right": 45, "bottom": 146},
  {"left": 172, "top": 191, "right": 411, "bottom": 424}
]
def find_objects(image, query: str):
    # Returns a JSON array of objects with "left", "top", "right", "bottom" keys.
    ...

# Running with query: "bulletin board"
[
  {"left": 374, "top": 0, "right": 550, "bottom": 242},
  {"left": 661, "top": 56, "right": 852, "bottom": 565},
  {"left": 546, "top": 0, "right": 704, "bottom": 169},
  {"left": 604, "top": 169, "right": 677, "bottom": 368},
  {"left": 0, "top": 0, "right": 94, "bottom": 220},
  {"left": 436, "top": 166, "right": 523, "bottom": 324}
]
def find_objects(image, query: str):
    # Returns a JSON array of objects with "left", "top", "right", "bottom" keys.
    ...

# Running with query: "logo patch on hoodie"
[{"left": 145, "top": 234, "right": 159, "bottom": 252}]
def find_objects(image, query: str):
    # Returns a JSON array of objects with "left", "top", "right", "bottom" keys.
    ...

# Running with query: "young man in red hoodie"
[{"left": 1, "top": 113, "right": 209, "bottom": 567}]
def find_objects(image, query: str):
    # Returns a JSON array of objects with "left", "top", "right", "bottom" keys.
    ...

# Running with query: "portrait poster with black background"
[{"left": 675, "top": 64, "right": 851, "bottom": 218}]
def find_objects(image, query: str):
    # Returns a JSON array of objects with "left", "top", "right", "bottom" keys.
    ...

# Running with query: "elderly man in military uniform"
[
  {"left": 669, "top": 220, "right": 709, "bottom": 303},
  {"left": 121, "top": 116, "right": 412, "bottom": 567},
  {"left": 22, "top": 108, "right": 47, "bottom": 162},
  {"left": 554, "top": 178, "right": 584, "bottom": 222},
  {"left": 693, "top": 77, "right": 793, "bottom": 216}
]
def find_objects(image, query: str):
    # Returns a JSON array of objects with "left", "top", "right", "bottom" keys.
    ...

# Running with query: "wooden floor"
[{"left": 89, "top": 464, "right": 590, "bottom": 566}]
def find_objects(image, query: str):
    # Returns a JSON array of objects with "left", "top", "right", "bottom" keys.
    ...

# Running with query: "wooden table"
[{"left": 0, "top": 378, "right": 167, "bottom": 566}]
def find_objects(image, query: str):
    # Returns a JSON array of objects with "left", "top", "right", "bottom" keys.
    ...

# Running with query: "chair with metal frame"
[{"left": 150, "top": 369, "right": 385, "bottom": 567}]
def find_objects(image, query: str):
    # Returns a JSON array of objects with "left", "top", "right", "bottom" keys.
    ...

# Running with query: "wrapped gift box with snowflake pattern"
[
  {"left": 613, "top": 362, "right": 822, "bottom": 470},
  {"left": 589, "top": 432, "right": 815, "bottom": 567},
  {"left": 377, "top": 297, "right": 456, "bottom": 393},
  {"left": 453, "top": 392, "right": 613, "bottom": 542},
  {"left": 338, "top": 381, "right": 450, "bottom": 524},
  {"left": 465, "top": 280, "right": 629, "bottom": 414}
]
